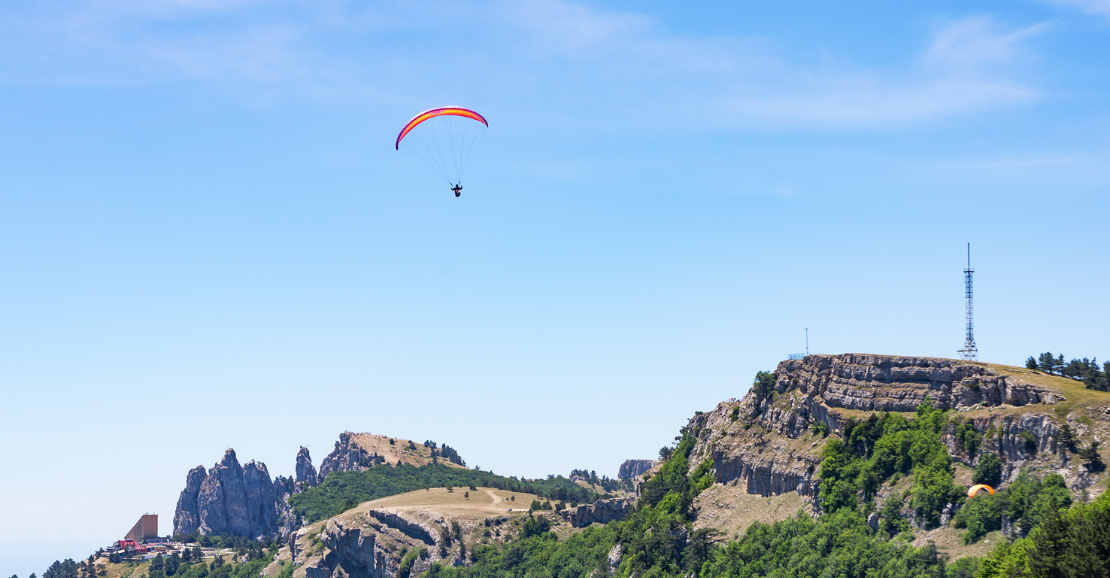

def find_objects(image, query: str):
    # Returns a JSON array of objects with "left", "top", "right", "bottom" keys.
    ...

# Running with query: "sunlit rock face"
[
  {"left": 173, "top": 448, "right": 281, "bottom": 539},
  {"left": 296, "top": 446, "right": 318, "bottom": 490},
  {"left": 319, "top": 432, "right": 370, "bottom": 482},
  {"left": 686, "top": 353, "right": 1078, "bottom": 518}
]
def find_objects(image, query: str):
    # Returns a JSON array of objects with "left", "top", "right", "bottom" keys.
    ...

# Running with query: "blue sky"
[{"left": 2, "top": 0, "right": 1109, "bottom": 574}]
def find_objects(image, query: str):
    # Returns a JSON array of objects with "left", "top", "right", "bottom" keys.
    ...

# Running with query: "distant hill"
[
  {"left": 45, "top": 353, "right": 1110, "bottom": 578},
  {"left": 288, "top": 463, "right": 600, "bottom": 524},
  {"left": 686, "top": 354, "right": 1109, "bottom": 558},
  {"left": 173, "top": 432, "right": 473, "bottom": 540}
]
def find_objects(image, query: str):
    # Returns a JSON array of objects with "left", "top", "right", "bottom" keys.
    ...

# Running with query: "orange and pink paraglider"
[
  {"left": 968, "top": 484, "right": 995, "bottom": 498},
  {"left": 395, "top": 107, "right": 488, "bottom": 197}
]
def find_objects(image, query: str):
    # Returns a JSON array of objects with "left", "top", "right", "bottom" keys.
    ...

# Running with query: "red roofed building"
[{"left": 117, "top": 540, "right": 148, "bottom": 554}]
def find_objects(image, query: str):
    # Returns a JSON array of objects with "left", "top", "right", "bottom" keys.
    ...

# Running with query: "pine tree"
[
  {"left": 974, "top": 453, "right": 1003, "bottom": 486},
  {"left": 1079, "top": 441, "right": 1103, "bottom": 471},
  {"left": 1057, "top": 423, "right": 1076, "bottom": 452},
  {"left": 1028, "top": 497, "right": 1070, "bottom": 578},
  {"left": 1038, "top": 352, "right": 1056, "bottom": 374}
]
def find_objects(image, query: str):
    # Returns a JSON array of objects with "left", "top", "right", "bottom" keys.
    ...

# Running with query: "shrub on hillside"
[{"left": 973, "top": 453, "right": 1002, "bottom": 486}]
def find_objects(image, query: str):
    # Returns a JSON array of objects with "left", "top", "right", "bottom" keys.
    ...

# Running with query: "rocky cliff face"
[
  {"left": 775, "top": 354, "right": 1062, "bottom": 418},
  {"left": 296, "top": 447, "right": 318, "bottom": 490},
  {"left": 173, "top": 449, "right": 283, "bottom": 539},
  {"left": 688, "top": 404, "right": 821, "bottom": 501},
  {"left": 559, "top": 498, "right": 633, "bottom": 527},
  {"left": 686, "top": 354, "right": 1107, "bottom": 528},
  {"left": 617, "top": 460, "right": 657, "bottom": 480},
  {"left": 319, "top": 433, "right": 370, "bottom": 482},
  {"left": 173, "top": 466, "right": 207, "bottom": 537},
  {"left": 290, "top": 508, "right": 455, "bottom": 578}
]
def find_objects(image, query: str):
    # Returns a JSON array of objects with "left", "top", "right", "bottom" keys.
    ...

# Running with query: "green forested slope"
[
  {"left": 417, "top": 397, "right": 1110, "bottom": 578},
  {"left": 290, "top": 463, "right": 599, "bottom": 522}
]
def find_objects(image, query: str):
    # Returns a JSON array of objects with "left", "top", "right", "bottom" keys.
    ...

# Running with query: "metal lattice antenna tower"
[{"left": 958, "top": 243, "right": 978, "bottom": 361}]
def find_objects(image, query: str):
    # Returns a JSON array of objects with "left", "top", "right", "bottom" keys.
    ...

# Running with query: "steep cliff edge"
[{"left": 686, "top": 354, "right": 1110, "bottom": 537}]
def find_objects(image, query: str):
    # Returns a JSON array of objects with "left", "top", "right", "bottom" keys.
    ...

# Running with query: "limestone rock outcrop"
[
  {"left": 365, "top": 510, "right": 436, "bottom": 545},
  {"left": 173, "top": 448, "right": 282, "bottom": 539},
  {"left": 686, "top": 353, "right": 1101, "bottom": 527},
  {"left": 776, "top": 354, "right": 1062, "bottom": 416},
  {"left": 319, "top": 433, "right": 370, "bottom": 482},
  {"left": 617, "top": 460, "right": 657, "bottom": 480},
  {"left": 289, "top": 509, "right": 447, "bottom": 578},
  {"left": 321, "top": 518, "right": 392, "bottom": 578},
  {"left": 560, "top": 498, "right": 633, "bottom": 527},
  {"left": 173, "top": 466, "right": 207, "bottom": 538},
  {"left": 689, "top": 403, "right": 820, "bottom": 500},
  {"left": 296, "top": 447, "right": 318, "bottom": 489}
]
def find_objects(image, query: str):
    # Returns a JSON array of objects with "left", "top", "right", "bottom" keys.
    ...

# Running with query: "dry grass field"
[
  {"left": 340, "top": 486, "right": 543, "bottom": 522},
  {"left": 346, "top": 433, "right": 468, "bottom": 469}
]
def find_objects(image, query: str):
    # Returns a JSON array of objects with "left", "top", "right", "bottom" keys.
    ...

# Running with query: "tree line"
[
  {"left": 569, "top": 468, "right": 632, "bottom": 493},
  {"left": 1026, "top": 352, "right": 1109, "bottom": 391},
  {"left": 20, "top": 536, "right": 281, "bottom": 578},
  {"left": 423, "top": 440, "right": 466, "bottom": 466},
  {"left": 289, "top": 462, "right": 599, "bottom": 523},
  {"left": 413, "top": 370, "right": 1110, "bottom": 578},
  {"left": 424, "top": 422, "right": 955, "bottom": 578}
]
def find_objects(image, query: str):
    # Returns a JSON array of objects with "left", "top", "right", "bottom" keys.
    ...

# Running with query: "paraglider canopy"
[
  {"left": 395, "top": 107, "right": 488, "bottom": 195},
  {"left": 968, "top": 484, "right": 995, "bottom": 498},
  {"left": 395, "top": 107, "right": 488, "bottom": 150}
]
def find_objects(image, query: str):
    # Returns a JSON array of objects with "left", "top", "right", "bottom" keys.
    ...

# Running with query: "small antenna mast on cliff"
[
  {"left": 806, "top": 328, "right": 809, "bottom": 356},
  {"left": 957, "top": 243, "right": 978, "bottom": 361}
]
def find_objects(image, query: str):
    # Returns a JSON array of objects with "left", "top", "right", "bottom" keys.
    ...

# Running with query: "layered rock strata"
[
  {"left": 776, "top": 354, "right": 1062, "bottom": 416},
  {"left": 686, "top": 354, "right": 1100, "bottom": 524}
]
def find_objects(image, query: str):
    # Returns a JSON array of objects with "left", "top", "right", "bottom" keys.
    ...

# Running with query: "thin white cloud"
[
  {"left": 923, "top": 16, "right": 1047, "bottom": 67},
  {"left": 0, "top": 1, "right": 1048, "bottom": 127},
  {"left": 1040, "top": 0, "right": 1110, "bottom": 18},
  {"left": 497, "top": 5, "right": 1044, "bottom": 126}
]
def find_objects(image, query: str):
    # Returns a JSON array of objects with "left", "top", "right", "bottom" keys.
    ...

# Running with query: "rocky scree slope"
[{"left": 685, "top": 354, "right": 1109, "bottom": 528}]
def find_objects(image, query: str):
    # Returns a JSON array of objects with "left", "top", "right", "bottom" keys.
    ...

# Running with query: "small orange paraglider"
[{"left": 968, "top": 484, "right": 995, "bottom": 498}]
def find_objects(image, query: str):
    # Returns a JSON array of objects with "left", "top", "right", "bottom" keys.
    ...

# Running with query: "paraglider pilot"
[{"left": 451, "top": 183, "right": 462, "bottom": 197}]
